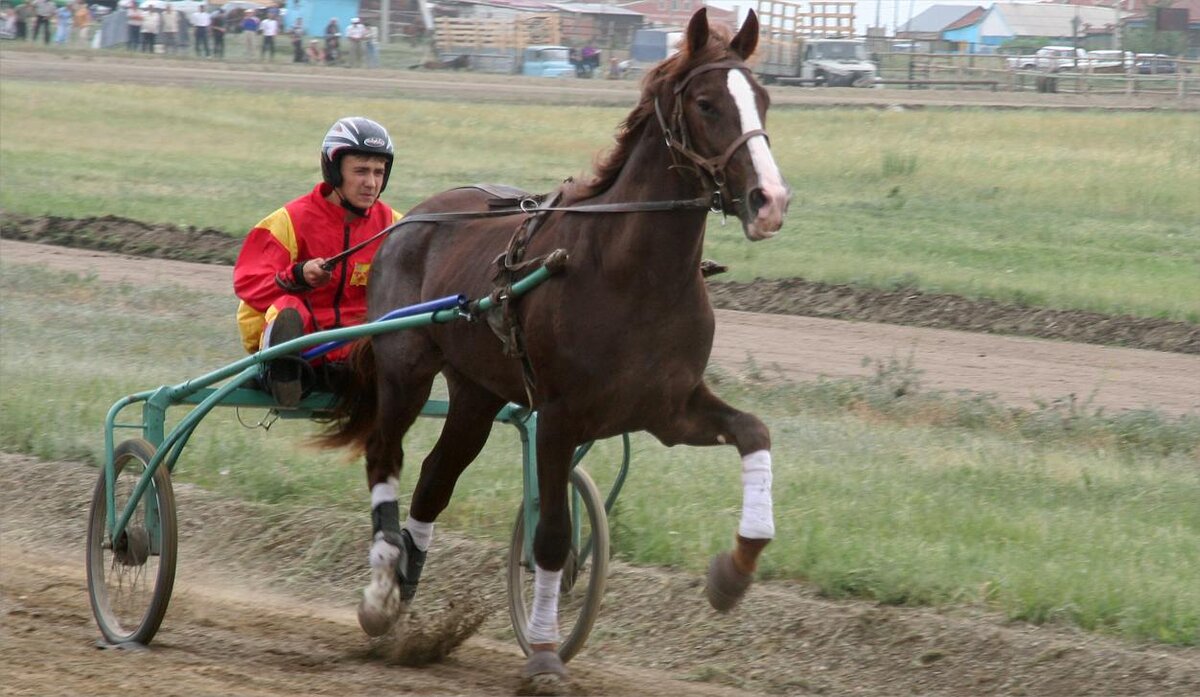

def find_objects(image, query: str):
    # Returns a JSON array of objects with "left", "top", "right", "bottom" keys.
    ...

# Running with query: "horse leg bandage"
[
  {"left": 739, "top": 450, "right": 775, "bottom": 540},
  {"left": 527, "top": 565, "right": 562, "bottom": 644},
  {"left": 369, "top": 480, "right": 401, "bottom": 568},
  {"left": 404, "top": 515, "right": 433, "bottom": 552}
]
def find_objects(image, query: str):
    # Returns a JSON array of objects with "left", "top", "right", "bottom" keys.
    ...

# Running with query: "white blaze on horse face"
[{"left": 727, "top": 70, "right": 788, "bottom": 240}]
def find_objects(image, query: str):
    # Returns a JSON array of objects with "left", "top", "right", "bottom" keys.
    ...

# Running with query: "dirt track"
[{"left": 4, "top": 453, "right": 1199, "bottom": 697}]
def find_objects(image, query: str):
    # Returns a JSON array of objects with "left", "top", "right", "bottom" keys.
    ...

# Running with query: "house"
[
  {"left": 895, "top": 4, "right": 983, "bottom": 51},
  {"left": 545, "top": 3, "right": 645, "bottom": 46},
  {"left": 285, "top": 0, "right": 363, "bottom": 38},
  {"left": 976, "top": 2, "right": 1130, "bottom": 50},
  {"left": 1112, "top": 0, "right": 1200, "bottom": 57},
  {"left": 941, "top": 6, "right": 989, "bottom": 52},
  {"left": 618, "top": 0, "right": 736, "bottom": 30}
]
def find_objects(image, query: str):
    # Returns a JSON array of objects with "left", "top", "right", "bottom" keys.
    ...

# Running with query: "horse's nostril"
[{"left": 748, "top": 187, "right": 768, "bottom": 213}]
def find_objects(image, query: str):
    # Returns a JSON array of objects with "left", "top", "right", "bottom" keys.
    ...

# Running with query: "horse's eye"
[{"left": 696, "top": 98, "right": 716, "bottom": 115}]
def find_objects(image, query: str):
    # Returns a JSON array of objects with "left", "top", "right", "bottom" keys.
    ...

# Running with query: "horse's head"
[{"left": 654, "top": 9, "right": 790, "bottom": 240}]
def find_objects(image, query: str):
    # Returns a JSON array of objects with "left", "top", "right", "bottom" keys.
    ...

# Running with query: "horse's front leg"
[
  {"left": 651, "top": 382, "right": 774, "bottom": 612},
  {"left": 519, "top": 412, "right": 576, "bottom": 690}
]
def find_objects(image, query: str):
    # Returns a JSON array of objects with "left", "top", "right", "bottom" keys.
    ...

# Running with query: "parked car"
[
  {"left": 1085, "top": 50, "right": 1134, "bottom": 73},
  {"left": 1135, "top": 54, "right": 1181, "bottom": 74},
  {"left": 1007, "top": 46, "right": 1088, "bottom": 72}
]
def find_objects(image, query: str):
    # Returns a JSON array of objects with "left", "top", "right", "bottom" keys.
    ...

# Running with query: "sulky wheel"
[
  {"left": 507, "top": 466, "right": 610, "bottom": 662},
  {"left": 87, "top": 438, "right": 178, "bottom": 646}
]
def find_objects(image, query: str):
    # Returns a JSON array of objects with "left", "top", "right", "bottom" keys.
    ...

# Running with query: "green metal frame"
[{"left": 98, "top": 263, "right": 631, "bottom": 563}]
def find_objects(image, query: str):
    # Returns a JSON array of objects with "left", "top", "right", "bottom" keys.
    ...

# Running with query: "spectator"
[
  {"left": 323, "top": 17, "right": 339, "bottom": 65},
  {"left": 189, "top": 4, "right": 210, "bottom": 57},
  {"left": 15, "top": 0, "right": 32, "bottom": 41},
  {"left": 289, "top": 17, "right": 305, "bottom": 62},
  {"left": 346, "top": 17, "right": 365, "bottom": 67},
  {"left": 73, "top": 1, "right": 91, "bottom": 45},
  {"left": 209, "top": 7, "right": 225, "bottom": 58},
  {"left": 2, "top": 6, "right": 17, "bottom": 39},
  {"left": 365, "top": 22, "right": 379, "bottom": 68},
  {"left": 305, "top": 37, "right": 323, "bottom": 64},
  {"left": 124, "top": 2, "right": 143, "bottom": 51},
  {"left": 259, "top": 10, "right": 277, "bottom": 61},
  {"left": 240, "top": 8, "right": 258, "bottom": 58},
  {"left": 161, "top": 4, "right": 179, "bottom": 53},
  {"left": 32, "top": 0, "right": 53, "bottom": 44},
  {"left": 139, "top": 5, "right": 158, "bottom": 52},
  {"left": 53, "top": 1, "right": 71, "bottom": 44}
]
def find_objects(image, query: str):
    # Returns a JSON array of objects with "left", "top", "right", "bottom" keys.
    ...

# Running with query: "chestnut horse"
[{"left": 323, "top": 8, "right": 789, "bottom": 687}]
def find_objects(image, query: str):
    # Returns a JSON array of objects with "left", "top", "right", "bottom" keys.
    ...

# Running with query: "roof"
[
  {"left": 943, "top": 5, "right": 987, "bottom": 31},
  {"left": 988, "top": 3, "right": 1130, "bottom": 36},
  {"left": 898, "top": 5, "right": 983, "bottom": 33},
  {"left": 545, "top": 2, "right": 644, "bottom": 16}
]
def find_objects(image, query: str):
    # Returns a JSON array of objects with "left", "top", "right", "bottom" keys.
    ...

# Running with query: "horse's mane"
[{"left": 562, "top": 25, "right": 737, "bottom": 203}]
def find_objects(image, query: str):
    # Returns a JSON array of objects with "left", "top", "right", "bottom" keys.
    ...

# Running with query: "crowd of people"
[{"left": 1, "top": 1, "right": 382, "bottom": 67}]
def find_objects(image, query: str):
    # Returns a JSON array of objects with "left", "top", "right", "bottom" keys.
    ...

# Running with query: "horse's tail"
[{"left": 314, "top": 339, "right": 377, "bottom": 453}]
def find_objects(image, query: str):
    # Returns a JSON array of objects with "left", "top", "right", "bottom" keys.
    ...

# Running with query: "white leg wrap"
[
  {"left": 527, "top": 565, "right": 562, "bottom": 645},
  {"left": 405, "top": 515, "right": 434, "bottom": 552},
  {"left": 370, "top": 479, "right": 398, "bottom": 509},
  {"left": 739, "top": 450, "right": 775, "bottom": 540}
]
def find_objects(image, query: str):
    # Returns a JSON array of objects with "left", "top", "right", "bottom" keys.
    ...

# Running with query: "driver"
[{"left": 234, "top": 116, "right": 402, "bottom": 406}]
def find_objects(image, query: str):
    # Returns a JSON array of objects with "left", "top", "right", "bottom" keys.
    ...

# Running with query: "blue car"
[{"left": 521, "top": 45, "right": 575, "bottom": 78}]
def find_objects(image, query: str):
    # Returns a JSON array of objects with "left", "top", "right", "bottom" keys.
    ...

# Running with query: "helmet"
[{"left": 320, "top": 117, "right": 395, "bottom": 193}]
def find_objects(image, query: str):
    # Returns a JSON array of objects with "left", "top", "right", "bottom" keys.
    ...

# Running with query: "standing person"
[
  {"left": 289, "top": 17, "right": 305, "bottom": 62},
  {"left": 189, "top": 4, "right": 210, "bottom": 57},
  {"left": 323, "top": 17, "right": 339, "bottom": 65},
  {"left": 124, "top": 2, "right": 142, "bottom": 51},
  {"left": 258, "top": 9, "right": 277, "bottom": 62},
  {"left": 139, "top": 4, "right": 158, "bottom": 52},
  {"left": 160, "top": 3, "right": 178, "bottom": 54},
  {"left": 346, "top": 17, "right": 365, "bottom": 68},
  {"left": 365, "top": 22, "right": 379, "bottom": 68},
  {"left": 32, "top": 0, "right": 53, "bottom": 44},
  {"left": 239, "top": 8, "right": 257, "bottom": 58},
  {"left": 15, "top": 0, "right": 32, "bottom": 41},
  {"left": 53, "top": 1, "right": 72, "bottom": 44},
  {"left": 233, "top": 117, "right": 402, "bottom": 406},
  {"left": 209, "top": 6, "right": 225, "bottom": 58},
  {"left": 73, "top": 1, "right": 91, "bottom": 45}
]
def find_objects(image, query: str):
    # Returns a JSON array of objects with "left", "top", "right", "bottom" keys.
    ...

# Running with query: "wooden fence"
[{"left": 875, "top": 52, "right": 1200, "bottom": 96}]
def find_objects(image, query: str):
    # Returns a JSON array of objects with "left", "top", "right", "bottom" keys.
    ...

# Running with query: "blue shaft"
[{"left": 300, "top": 294, "right": 466, "bottom": 360}]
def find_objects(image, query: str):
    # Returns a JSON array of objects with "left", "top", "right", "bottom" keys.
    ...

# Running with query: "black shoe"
[{"left": 266, "top": 308, "right": 304, "bottom": 407}]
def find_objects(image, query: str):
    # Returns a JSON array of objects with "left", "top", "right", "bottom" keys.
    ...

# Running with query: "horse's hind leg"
[
  {"left": 650, "top": 382, "right": 774, "bottom": 613},
  {"left": 358, "top": 341, "right": 440, "bottom": 637}
]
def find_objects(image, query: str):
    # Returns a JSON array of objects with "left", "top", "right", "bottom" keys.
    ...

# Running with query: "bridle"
[{"left": 654, "top": 59, "right": 770, "bottom": 214}]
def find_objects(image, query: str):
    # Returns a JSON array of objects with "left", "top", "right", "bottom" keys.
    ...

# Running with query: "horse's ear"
[
  {"left": 731, "top": 10, "right": 759, "bottom": 60},
  {"left": 685, "top": 7, "right": 710, "bottom": 56}
]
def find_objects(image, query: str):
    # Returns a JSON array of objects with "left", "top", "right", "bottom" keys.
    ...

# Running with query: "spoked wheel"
[
  {"left": 86, "top": 438, "right": 178, "bottom": 646},
  {"left": 507, "top": 466, "right": 609, "bottom": 662}
]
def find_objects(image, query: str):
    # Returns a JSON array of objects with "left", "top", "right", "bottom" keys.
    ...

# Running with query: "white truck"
[
  {"left": 755, "top": 0, "right": 876, "bottom": 87},
  {"left": 1006, "top": 46, "right": 1089, "bottom": 72}
]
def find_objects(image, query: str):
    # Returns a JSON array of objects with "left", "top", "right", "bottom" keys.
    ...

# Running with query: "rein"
[
  {"left": 319, "top": 195, "right": 712, "bottom": 272},
  {"left": 321, "top": 59, "right": 763, "bottom": 273}
]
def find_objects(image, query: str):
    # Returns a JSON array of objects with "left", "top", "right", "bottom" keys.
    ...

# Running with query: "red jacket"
[{"left": 234, "top": 183, "right": 402, "bottom": 354}]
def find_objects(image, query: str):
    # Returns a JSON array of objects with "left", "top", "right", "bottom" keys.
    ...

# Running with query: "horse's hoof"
[
  {"left": 519, "top": 650, "right": 568, "bottom": 696},
  {"left": 357, "top": 598, "right": 396, "bottom": 637},
  {"left": 705, "top": 551, "right": 753, "bottom": 613}
]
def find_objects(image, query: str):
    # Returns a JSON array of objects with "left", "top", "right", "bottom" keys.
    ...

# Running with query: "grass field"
[
  {"left": 1, "top": 265, "right": 1197, "bottom": 646},
  {"left": 0, "top": 80, "right": 1197, "bottom": 322},
  {"left": 2, "top": 74, "right": 1198, "bottom": 647}
]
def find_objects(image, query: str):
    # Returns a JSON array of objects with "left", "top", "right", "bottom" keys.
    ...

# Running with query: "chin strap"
[{"left": 331, "top": 186, "right": 372, "bottom": 218}]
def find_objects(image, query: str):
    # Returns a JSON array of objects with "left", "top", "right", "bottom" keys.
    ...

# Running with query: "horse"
[{"left": 322, "top": 8, "right": 790, "bottom": 688}]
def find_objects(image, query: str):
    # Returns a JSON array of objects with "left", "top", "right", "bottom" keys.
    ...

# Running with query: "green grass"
[
  {"left": 1, "top": 80, "right": 1198, "bottom": 321},
  {"left": 2, "top": 264, "right": 1197, "bottom": 646}
]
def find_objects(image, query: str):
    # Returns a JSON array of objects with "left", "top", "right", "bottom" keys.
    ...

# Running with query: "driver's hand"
[{"left": 303, "top": 258, "right": 333, "bottom": 288}]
